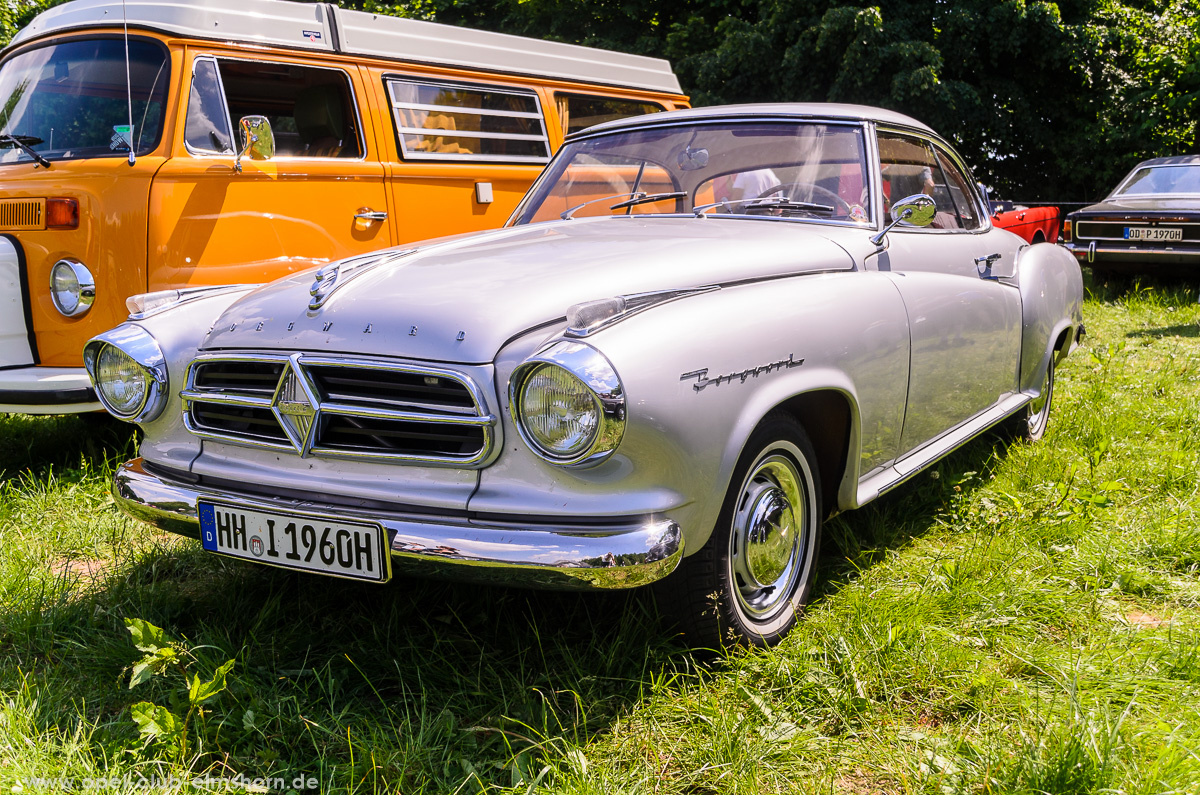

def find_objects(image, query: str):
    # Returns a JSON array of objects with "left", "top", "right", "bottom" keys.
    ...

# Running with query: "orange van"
[{"left": 0, "top": 0, "right": 687, "bottom": 414}]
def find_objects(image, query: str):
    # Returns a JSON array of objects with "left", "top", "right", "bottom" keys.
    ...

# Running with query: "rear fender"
[{"left": 1014, "top": 243, "right": 1083, "bottom": 394}]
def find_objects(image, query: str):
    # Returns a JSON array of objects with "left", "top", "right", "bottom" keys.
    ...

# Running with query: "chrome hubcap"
[
  {"left": 729, "top": 453, "right": 807, "bottom": 621},
  {"left": 1028, "top": 360, "right": 1054, "bottom": 436}
]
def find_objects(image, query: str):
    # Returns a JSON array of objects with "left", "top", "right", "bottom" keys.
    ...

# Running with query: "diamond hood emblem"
[{"left": 273, "top": 360, "right": 319, "bottom": 455}]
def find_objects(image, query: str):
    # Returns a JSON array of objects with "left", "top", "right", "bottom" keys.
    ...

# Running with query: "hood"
[
  {"left": 200, "top": 216, "right": 856, "bottom": 364},
  {"left": 1072, "top": 196, "right": 1200, "bottom": 216}
]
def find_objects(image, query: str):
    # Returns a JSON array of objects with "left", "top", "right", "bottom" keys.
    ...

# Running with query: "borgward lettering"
[{"left": 680, "top": 354, "right": 804, "bottom": 392}]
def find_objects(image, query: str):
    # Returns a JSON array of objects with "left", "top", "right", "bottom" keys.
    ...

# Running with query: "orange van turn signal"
[
  {"left": 1062, "top": 219, "right": 1072, "bottom": 244},
  {"left": 46, "top": 198, "right": 79, "bottom": 230}
]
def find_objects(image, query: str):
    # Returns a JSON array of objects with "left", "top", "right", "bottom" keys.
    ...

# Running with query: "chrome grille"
[{"left": 181, "top": 353, "right": 497, "bottom": 467}]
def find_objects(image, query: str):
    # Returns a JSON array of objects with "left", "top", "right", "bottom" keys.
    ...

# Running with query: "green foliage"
[
  {"left": 124, "top": 617, "right": 236, "bottom": 764},
  {"left": 340, "top": 0, "right": 1198, "bottom": 201}
]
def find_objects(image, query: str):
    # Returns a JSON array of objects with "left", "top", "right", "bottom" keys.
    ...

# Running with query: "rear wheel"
[
  {"left": 657, "top": 413, "right": 821, "bottom": 648},
  {"left": 1007, "top": 355, "right": 1055, "bottom": 442}
]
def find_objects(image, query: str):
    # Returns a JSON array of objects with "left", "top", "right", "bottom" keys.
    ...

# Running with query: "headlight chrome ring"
[
  {"left": 49, "top": 259, "right": 95, "bottom": 317},
  {"left": 83, "top": 324, "right": 168, "bottom": 422},
  {"left": 509, "top": 340, "right": 625, "bottom": 467}
]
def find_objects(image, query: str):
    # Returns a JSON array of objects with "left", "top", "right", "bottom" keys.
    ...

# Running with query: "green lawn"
[{"left": 2, "top": 276, "right": 1198, "bottom": 794}]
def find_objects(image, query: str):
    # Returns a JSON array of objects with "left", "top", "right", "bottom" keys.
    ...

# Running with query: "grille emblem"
[{"left": 272, "top": 361, "right": 319, "bottom": 456}]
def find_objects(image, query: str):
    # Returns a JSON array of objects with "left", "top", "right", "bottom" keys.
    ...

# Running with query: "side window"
[
  {"left": 877, "top": 131, "right": 975, "bottom": 230},
  {"left": 192, "top": 59, "right": 362, "bottom": 158},
  {"left": 932, "top": 145, "right": 982, "bottom": 230},
  {"left": 554, "top": 93, "right": 664, "bottom": 137},
  {"left": 387, "top": 78, "right": 550, "bottom": 163},
  {"left": 184, "top": 57, "right": 233, "bottom": 155}
]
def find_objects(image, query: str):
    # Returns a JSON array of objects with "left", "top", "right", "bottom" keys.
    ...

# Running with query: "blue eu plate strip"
[{"left": 198, "top": 502, "right": 217, "bottom": 551}]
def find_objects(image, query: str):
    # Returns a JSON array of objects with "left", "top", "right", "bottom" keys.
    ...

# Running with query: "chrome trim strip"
[
  {"left": 114, "top": 458, "right": 684, "bottom": 591},
  {"left": 319, "top": 402, "right": 494, "bottom": 425}
]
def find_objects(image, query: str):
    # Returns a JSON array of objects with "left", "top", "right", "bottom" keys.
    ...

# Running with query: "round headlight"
[
  {"left": 50, "top": 259, "right": 95, "bottom": 317},
  {"left": 519, "top": 363, "right": 600, "bottom": 458},
  {"left": 96, "top": 344, "right": 148, "bottom": 417}
]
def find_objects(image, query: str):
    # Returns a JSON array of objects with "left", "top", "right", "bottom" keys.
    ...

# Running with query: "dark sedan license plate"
[
  {"left": 198, "top": 502, "right": 389, "bottom": 582},
  {"left": 1125, "top": 226, "right": 1182, "bottom": 242}
]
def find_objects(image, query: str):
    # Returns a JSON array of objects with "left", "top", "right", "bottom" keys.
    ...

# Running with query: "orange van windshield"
[{"left": 0, "top": 37, "right": 169, "bottom": 165}]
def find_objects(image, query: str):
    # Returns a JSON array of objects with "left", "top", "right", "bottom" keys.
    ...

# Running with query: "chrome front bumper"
[{"left": 114, "top": 458, "right": 683, "bottom": 590}]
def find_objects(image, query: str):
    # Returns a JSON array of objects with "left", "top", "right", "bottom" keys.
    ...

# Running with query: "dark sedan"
[{"left": 1064, "top": 155, "right": 1200, "bottom": 277}]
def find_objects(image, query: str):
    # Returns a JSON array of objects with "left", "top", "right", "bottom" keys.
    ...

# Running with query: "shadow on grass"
[
  {"left": 3, "top": 534, "right": 690, "bottom": 788},
  {"left": 812, "top": 428, "right": 1013, "bottom": 602},
  {"left": 0, "top": 412, "right": 137, "bottom": 481},
  {"left": 0, "top": 412, "right": 1019, "bottom": 787},
  {"left": 1126, "top": 323, "right": 1200, "bottom": 339}
]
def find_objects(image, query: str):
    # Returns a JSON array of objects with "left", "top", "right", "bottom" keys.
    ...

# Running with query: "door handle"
[
  {"left": 354, "top": 208, "right": 387, "bottom": 231},
  {"left": 974, "top": 252, "right": 1002, "bottom": 276}
]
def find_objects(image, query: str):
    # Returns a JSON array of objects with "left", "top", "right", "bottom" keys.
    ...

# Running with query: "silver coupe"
[{"left": 85, "top": 104, "right": 1084, "bottom": 647}]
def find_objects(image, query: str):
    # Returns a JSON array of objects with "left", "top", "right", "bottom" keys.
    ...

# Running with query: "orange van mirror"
[{"left": 235, "top": 115, "right": 275, "bottom": 172}]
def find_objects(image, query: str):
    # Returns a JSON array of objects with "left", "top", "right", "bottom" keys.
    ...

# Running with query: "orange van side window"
[
  {"left": 386, "top": 78, "right": 550, "bottom": 163},
  {"left": 554, "top": 93, "right": 664, "bottom": 137}
]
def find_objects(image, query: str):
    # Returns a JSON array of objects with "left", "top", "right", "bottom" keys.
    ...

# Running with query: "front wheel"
[{"left": 657, "top": 414, "right": 822, "bottom": 648}]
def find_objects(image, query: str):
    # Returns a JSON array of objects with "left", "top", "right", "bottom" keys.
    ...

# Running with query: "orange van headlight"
[{"left": 46, "top": 198, "right": 79, "bottom": 230}]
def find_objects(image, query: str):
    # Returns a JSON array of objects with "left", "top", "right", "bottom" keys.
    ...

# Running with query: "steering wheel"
[{"left": 754, "top": 182, "right": 852, "bottom": 217}]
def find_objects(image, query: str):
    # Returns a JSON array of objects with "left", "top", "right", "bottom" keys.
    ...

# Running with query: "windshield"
[
  {"left": 0, "top": 38, "right": 169, "bottom": 164},
  {"left": 510, "top": 121, "right": 872, "bottom": 226},
  {"left": 1116, "top": 164, "right": 1200, "bottom": 196}
]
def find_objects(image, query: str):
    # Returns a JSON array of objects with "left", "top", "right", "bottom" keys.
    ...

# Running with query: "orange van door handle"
[{"left": 355, "top": 209, "right": 388, "bottom": 222}]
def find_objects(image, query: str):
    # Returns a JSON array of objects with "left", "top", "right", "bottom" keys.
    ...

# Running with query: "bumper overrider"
[{"left": 114, "top": 458, "right": 684, "bottom": 590}]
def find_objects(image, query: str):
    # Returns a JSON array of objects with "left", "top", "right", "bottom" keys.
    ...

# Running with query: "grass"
[{"left": 2, "top": 273, "right": 1200, "bottom": 793}]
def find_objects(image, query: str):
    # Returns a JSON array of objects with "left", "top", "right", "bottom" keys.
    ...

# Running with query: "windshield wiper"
[
  {"left": 693, "top": 196, "right": 834, "bottom": 217},
  {"left": 0, "top": 134, "right": 50, "bottom": 168},
  {"left": 609, "top": 191, "right": 688, "bottom": 212}
]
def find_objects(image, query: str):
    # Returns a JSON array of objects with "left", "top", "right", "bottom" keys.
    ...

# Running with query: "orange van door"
[{"left": 149, "top": 53, "right": 392, "bottom": 290}]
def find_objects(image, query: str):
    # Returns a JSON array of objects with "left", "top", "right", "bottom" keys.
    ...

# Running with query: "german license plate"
[
  {"left": 198, "top": 501, "right": 389, "bottom": 582},
  {"left": 1125, "top": 226, "right": 1182, "bottom": 242}
]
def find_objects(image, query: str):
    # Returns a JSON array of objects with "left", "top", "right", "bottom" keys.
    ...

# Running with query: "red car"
[{"left": 990, "top": 200, "right": 1060, "bottom": 244}]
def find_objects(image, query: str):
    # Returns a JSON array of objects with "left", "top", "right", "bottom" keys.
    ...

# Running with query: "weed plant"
[{"left": 1, "top": 275, "right": 1198, "bottom": 793}]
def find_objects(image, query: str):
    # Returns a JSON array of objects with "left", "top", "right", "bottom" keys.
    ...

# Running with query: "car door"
[
  {"left": 873, "top": 129, "right": 1023, "bottom": 457},
  {"left": 148, "top": 53, "right": 392, "bottom": 290}
]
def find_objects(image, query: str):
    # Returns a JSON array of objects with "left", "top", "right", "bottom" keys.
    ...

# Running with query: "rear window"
[
  {"left": 1117, "top": 165, "right": 1200, "bottom": 195},
  {"left": 386, "top": 78, "right": 550, "bottom": 163}
]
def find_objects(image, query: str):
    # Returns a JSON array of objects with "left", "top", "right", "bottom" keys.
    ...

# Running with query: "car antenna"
[{"left": 122, "top": 0, "right": 135, "bottom": 165}]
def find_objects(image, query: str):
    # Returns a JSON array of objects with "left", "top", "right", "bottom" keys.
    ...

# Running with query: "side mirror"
[
  {"left": 235, "top": 115, "right": 275, "bottom": 172},
  {"left": 871, "top": 193, "right": 936, "bottom": 247}
]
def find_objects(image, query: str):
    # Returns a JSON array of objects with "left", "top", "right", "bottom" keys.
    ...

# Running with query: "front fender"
[
  {"left": 479, "top": 270, "right": 910, "bottom": 555},
  {"left": 1015, "top": 243, "right": 1083, "bottom": 394},
  {"left": 85, "top": 286, "right": 257, "bottom": 470}
]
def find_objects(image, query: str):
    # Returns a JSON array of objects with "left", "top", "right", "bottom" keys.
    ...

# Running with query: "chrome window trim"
[
  {"left": 509, "top": 118, "right": 877, "bottom": 228},
  {"left": 181, "top": 352, "right": 499, "bottom": 467},
  {"left": 873, "top": 124, "right": 993, "bottom": 235},
  {"left": 384, "top": 75, "right": 551, "bottom": 164},
  {"left": 182, "top": 54, "right": 236, "bottom": 158}
]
